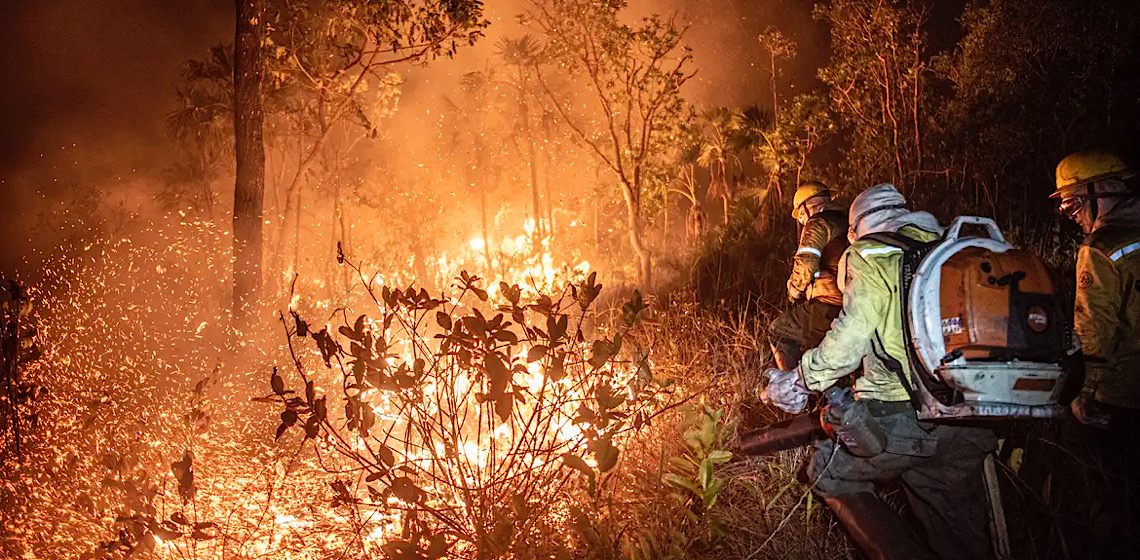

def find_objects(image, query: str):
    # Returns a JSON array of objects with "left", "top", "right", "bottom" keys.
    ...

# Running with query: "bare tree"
[
  {"left": 757, "top": 27, "right": 797, "bottom": 125},
  {"left": 526, "top": 0, "right": 693, "bottom": 289}
]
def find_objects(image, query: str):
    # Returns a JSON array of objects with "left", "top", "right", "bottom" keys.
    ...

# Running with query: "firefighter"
[
  {"left": 1051, "top": 150, "right": 1140, "bottom": 556},
  {"left": 767, "top": 181, "right": 847, "bottom": 371},
  {"left": 765, "top": 184, "right": 996, "bottom": 560},
  {"left": 1052, "top": 150, "right": 1140, "bottom": 426}
]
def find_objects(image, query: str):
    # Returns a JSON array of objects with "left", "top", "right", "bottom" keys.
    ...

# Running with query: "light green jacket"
[{"left": 800, "top": 225, "right": 940, "bottom": 402}]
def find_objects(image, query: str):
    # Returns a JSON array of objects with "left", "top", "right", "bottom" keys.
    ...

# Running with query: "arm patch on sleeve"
[{"left": 1079, "top": 271, "right": 1094, "bottom": 288}]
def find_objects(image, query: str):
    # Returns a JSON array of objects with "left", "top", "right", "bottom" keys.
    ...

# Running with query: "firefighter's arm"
[
  {"left": 788, "top": 218, "right": 829, "bottom": 298},
  {"left": 799, "top": 249, "right": 885, "bottom": 391},
  {"left": 1073, "top": 245, "right": 1121, "bottom": 398}
]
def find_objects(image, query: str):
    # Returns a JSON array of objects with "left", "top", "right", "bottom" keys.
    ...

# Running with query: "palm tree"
[
  {"left": 166, "top": 45, "right": 236, "bottom": 220},
  {"left": 670, "top": 122, "right": 707, "bottom": 242},
  {"left": 496, "top": 35, "right": 548, "bottom": 247},
  {"left": 732, "top": 105, "right": 785, "bottom": 233},
  {"left": 697, "top": 107, "right": 741, "bottom": 225}
]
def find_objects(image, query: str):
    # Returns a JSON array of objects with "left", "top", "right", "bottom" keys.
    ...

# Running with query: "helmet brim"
[{"left": 1052, "top": 169, "right": 1137, "bottom": 198}]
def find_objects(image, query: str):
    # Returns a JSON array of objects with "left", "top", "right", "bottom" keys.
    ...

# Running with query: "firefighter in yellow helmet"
[
  {"left": 765, "top": 184, "right": 996, "bottom": 560},
  {"left": 767, "top": 182, "right": 848, "bottom": 371},
  {"left": 1052, "top": 150, "right": 1140, "bottom": 556},
  {"left": 1052, "top": 150, "right": 1140, "bottom": 425}
]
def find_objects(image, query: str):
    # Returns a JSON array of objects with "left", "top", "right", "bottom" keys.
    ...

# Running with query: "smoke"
[
  {"left": 637, "top": 0, "right": 827, "bottom": 106},
  {"left": 390, "top": 0, "right": 825, "bottom": 152},
  {"left": 0, "top": 0, "right": 825, "bottom": 279},
  {"left": 0, "top": 0, "right": 233, "bottom": 275}
]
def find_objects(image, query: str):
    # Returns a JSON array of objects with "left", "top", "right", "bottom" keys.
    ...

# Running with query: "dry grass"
[
  {"left": 629, "top": 293, "right": 1139, "bottom": 560},
  {"left": 600, "top": 296, "right": 854, "bottom": 560}
]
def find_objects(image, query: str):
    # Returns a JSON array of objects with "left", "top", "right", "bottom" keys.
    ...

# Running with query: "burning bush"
[
  {"left": 266, "top": 260, "right": 682, "bottom": 558},
  {"left": 1, "top": 217, "right": 847, "bottom": 560}
]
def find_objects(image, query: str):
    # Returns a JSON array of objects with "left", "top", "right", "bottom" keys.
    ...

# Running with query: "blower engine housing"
[{"left": 906, "top": 217, "right": 1067, "bottom": 420}]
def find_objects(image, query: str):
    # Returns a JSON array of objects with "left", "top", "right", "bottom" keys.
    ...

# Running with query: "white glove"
[{"left": 761, "top": 366, "right": 811, "bottom": 414}]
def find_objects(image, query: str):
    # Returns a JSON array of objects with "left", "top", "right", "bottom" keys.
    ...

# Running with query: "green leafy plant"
[{"left": 664, "top": 406, "right": 733, "bottom": 541}]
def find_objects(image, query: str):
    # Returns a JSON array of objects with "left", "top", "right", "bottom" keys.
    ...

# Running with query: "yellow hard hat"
[
  {"left": 1052, "top": 150, "right": 1135, "bottom": 199},
  {"left": 791, "top": 181, "right": 830, "bottom": 217}
]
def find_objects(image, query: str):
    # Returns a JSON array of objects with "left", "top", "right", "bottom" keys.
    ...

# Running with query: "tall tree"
[
  {"left": 232, "top": 0, "right": 266, "bottom": 327},
  {"left": 815, "top": 0, "right": 932, "bottom": 194},
  {"left": 527, "top": 0, "right": 693, "bottom": 289},
  {"left": 757, "top": 27, "right": 796, "bottom": 126},
  {"left": 696, "top": 107, "right": 740, "bottom": 225},
  {"left": 497, "top": 36, "right": 547, "bottom": 245}
]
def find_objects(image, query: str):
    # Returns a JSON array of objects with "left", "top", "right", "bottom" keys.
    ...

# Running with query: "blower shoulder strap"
[
  {"left": 871, "top": 332, "right": 920, "bottom": 410},
  {"left": 862, "top": 230, "right": 928, "bottom": 253},
  {"left": 815, "top": 209, "right": 847, "bottom": 224}
]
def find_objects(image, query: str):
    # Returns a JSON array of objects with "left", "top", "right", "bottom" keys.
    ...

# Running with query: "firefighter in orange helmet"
[
  {"left": 767, "top": 182, "right": 848, "bottom": 371},
  {"left": 1052, "top": 150, "right": 1140, "bottom": 426}
]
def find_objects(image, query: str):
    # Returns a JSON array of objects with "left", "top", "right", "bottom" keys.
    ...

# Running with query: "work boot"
[
  {"left": 770, "top": 340, "right": 801, "bottom": 371},
  {"left": 825, "top": 493, "right": 933, "bottom": 560}
]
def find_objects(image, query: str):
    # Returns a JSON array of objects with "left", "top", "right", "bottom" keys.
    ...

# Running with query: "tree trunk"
[
  {"left": 619, "top": 180, "right": 651, "bottom": 289},
  {"left": 480, "top": 182, "right": 492, "bottom": 270},
  {"left": 520, "top": 99, "right": 544, "bottom": 247},
  {"left": 232, "top": 0, "right": 265, "bottom": 330},
  {"left": 527, "top": 137, "right": 543, "bottom": 245},
  {"left": 272, "top": 114, "right": 331, "bottom": 285},
  {"left": 542, "top": 110, "right": 555, "bottom": 245}
]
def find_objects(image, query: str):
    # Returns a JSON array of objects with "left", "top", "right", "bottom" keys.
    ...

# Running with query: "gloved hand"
[
  {"left": 786, "top": 279, "right": 804, "bottom": 304},
  {"left": 1070, "top": 392, "right": 1110, "bottom": 429},
  {"left": 761, "top": 366, "right": 811, "bottom": 414}
]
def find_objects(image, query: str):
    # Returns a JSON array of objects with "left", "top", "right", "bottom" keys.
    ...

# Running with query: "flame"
[{"left": 13, "top": 203, "right": 632, "bottom": 559}]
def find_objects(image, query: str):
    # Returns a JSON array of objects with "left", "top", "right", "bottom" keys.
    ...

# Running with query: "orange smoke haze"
[
  {"left": 0, "top": 2, "right": 826, "bottom": 556},
  {"left": 0, "top": 0, "right": 823, "bottom": 283}
]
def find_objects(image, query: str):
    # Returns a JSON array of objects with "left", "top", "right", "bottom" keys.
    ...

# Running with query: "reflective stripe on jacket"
[
  {"left": 800, "top": 225, "right": 940, "bottom": 402},
  {"left": 790, "top": 206, "right": 847, "bottom": 305},
  {"left": 1076, "top": 200, "right": 1140, "bottom": 408}
]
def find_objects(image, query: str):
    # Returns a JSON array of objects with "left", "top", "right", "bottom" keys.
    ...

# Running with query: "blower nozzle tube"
[{"left": 738, "top": 412, "right": 828, "bottom": 456}]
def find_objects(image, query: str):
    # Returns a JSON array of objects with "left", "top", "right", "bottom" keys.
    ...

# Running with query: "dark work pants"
[
  {"left": 809, "top": 408, "right": 998, "bottom": 560},
  {"left": 768, "top": 299, "right": 841, "bottom": 368}
]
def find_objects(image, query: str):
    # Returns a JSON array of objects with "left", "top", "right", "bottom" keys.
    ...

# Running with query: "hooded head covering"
[
  {"left": 848, "top": 183, "right": 943, "bottom": 242},
  {"left": 1094, "top": 187, "right": 1140, "bottom": 231}
]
